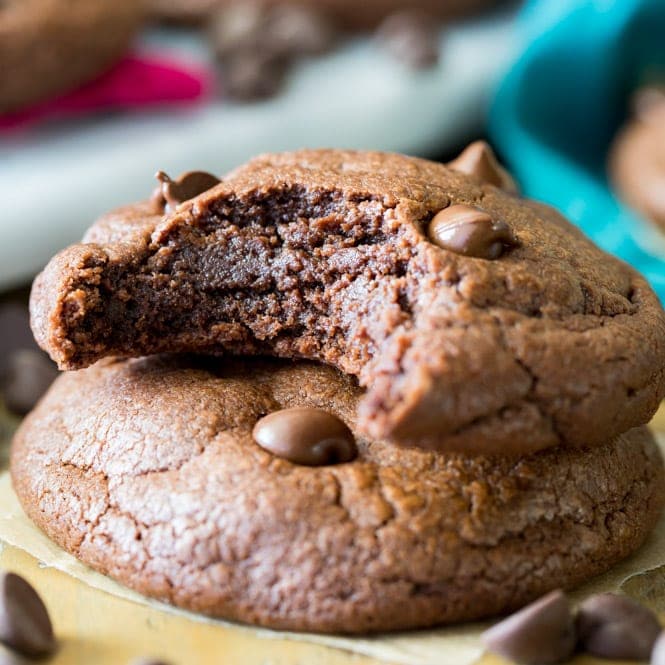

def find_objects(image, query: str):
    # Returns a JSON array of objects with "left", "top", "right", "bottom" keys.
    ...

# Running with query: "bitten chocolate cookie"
[
  {"left": 30, "top": 147, "right": 665, "bottom": 455},
  {"left": 10, "top": 356, "right": 665, "bottom": 633},
  {"left": 0, "top": 0, "right": 143, "bottom": 113},
  {"left": 149, "top": 0, "right": 498, "bottom": 29},
  {"left": 609, "top": 87, "right": 665, "bottom": 232}
]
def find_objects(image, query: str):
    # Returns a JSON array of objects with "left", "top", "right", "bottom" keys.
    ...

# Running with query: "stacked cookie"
[{"left": 12, "top": 145, "right": 665, "bottom": 634}]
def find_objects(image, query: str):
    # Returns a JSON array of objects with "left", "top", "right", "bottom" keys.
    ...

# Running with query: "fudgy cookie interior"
[{"left": 31, "top": 150, "right": 665, "bottom": 454}]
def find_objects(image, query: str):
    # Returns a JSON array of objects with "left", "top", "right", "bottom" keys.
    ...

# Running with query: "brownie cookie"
[
  {"left": 149, "top": 0, "right": 498, "bottom": 29},
  {"left": 30, "top": 147, "right": 665, "bottom": 455},
  {"left": 609, "top": 87, "right": 665, "bottom": 232},
  {"left": 0, "top": 0, "right": 143, "bottom": 113},
  {"left": 10, "top": 355, "right": 665, "bottom": 634}
]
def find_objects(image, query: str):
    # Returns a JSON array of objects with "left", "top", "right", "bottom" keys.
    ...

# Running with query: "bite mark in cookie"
[{"left": 30, "top": 149, "right": 665, "bottom": 454}]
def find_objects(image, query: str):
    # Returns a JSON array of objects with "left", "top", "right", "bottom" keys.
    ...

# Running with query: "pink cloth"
[{"left": 0, "top": 54, "right": 215, "bottom": 132}]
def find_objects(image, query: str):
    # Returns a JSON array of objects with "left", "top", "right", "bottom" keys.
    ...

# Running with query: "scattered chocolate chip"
[
  {"left": 481, "top": 590, "right": 576, "bottom": 665},
  {"left": 253, "top": 407, "right": 357, "bottom": 466},
  {"left": 427, "top": 204, "right": 517, "bottom": 259},
  {"left": 130, "top": 658, "right": 172, "bottom": 665},
  {"left": 448, "top": 141, "right": 519, "bottom": 194},
  {"left": 154, "top": 170, "right": 221, "bottom": 212},
  {"left": 652, "top": 631, "right": 665, "bottom": 665},
  {"left": 375, "top": 10, "right": 440, "bottom": 69},
  {"left": 0, "top": 572, "right": 55, "bottom": 658},
  {"left": 1, "top": 350, "right": 57, "bottom": 416},
  {"left": 577, "top": 593, "right": 662, "bottom": 661}
]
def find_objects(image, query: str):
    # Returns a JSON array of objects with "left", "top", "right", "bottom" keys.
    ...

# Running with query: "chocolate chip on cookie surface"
[
  {"left": 10, "top": 356, "right": 665, "bottom": 634},
  {"left": 30, "top": 148, "right": 665, "bottom": 455}
]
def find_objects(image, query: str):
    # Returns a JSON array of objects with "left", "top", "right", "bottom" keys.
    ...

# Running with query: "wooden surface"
[{"left": 0, "top": 404, "right": 663, "bottom": 665}]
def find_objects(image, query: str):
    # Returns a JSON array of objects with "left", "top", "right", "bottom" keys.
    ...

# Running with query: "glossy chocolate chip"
[
  {"left": 0, "top": 572, "right": 55, "bottom": 658},
  {"left": 428, "top": 204, "right": 517, "bottom": 259},
  {"left": 1, "top": 350, "right": 57, "bottom": 416},
  {"left": 448, "top": 140, "right": 518, "bottom": 194},
  {"left": 253, "top": 408, "right": 357, "bottom": 466},
  {"left": 376, "top": 10, "right": 440, "bottom": 69},
  {"left": 154, "top": 171, "right": 221, "bottom": 212},
  {"left": 577, "top": 593, "right": 661, "bottom": 660},
  {"left": 481, "top": 590, "right": 576, "bottom": 665},
  {"left": 652, "top": 631, "right": 665, "bottom": 665}
]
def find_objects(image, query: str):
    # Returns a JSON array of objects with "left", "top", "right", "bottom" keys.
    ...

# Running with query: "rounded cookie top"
[
  {"left": 0, "top": 0, "right": 143, "bottom": 113},
  {"left": 11, "top": 355, "right": 665, "bottom": 633},
  {"left": 30, "top": 148, "right": 665, "bottom": 455}
]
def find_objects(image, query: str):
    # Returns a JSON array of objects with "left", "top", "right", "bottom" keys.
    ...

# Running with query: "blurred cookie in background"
[
  {"left": 209, "top": 2, "right": 338, "bottom": 100},
  {"left": 609, "top": 85, "right": 665, "bottom": 233},
  {"left": 150, "top": 0, "right": 500, "bottom": 29},
  {"left": 206, "top": 0, "right": 485, "bottom": 100},
  {"left": 0, "top": 0, "right": 144, "bottom": 113}
]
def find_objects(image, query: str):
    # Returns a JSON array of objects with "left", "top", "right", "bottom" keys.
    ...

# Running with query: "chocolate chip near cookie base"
[{"left": 29, "top": 146, "right": 665, "bottom": 456}]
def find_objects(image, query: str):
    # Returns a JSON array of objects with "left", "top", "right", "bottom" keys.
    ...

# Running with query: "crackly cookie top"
[
  {"left": 10, "top": 355, "right": 665, "bottom": 633},
  {"left": 30, "top": 147, "right": 665, "bottom": 454}
]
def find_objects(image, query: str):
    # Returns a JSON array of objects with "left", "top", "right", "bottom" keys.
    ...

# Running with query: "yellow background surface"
[{"left": 0, "top": 403, "right": 663, "bottom": 665}]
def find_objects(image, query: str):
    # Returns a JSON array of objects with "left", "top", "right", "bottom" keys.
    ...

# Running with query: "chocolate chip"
[
  {"left": 154, "top": 171, "right": 221, "bottom": 212},
  {"left": 253, "top": 408, "right": 357, "bottom": 466},
  {"left": 652, "top": 631, "right": 665, "bottom": 665},
  {"left": 130, "top": 659, "right": 172, "bottom": 665},
  {"left": 427, "top": 204, "right": 517, "bottom": 259},
  {"left": 0, "top": 572, "right": 55, "bottom": 658},
  {"left": 448, "top": 141, "right": 519, "bottom": 194},
  {"left": 1, "top": 350, "right": 57, "bottom": 416},
  {"left": 481, "top": 590, "right": 576, "bottom": 665},
  {"left": 577, "top": 593, "right": 662, "bottom": 660},
  {"left": 376, "top": 11, "right": 440, "bottom": 69}
]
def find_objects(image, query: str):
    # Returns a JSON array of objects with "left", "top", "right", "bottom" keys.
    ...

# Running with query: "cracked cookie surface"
[
  {"left": 30, "top": 149, "right": 665, "bottom": 454},
  {"left": 10, "top": 355, "right": 665, "bottom": 633}
]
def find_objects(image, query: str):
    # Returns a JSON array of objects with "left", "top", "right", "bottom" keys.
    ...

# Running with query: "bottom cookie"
[{"left": 10, "top": 356, "right": 665, "bottom": 634}]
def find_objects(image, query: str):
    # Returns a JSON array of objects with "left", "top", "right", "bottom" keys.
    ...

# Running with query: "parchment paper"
[{"left": 1, "top": 434, "right": 664, "bottom": 665}]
